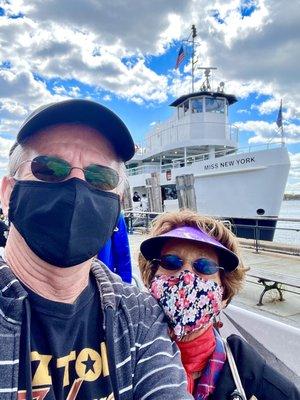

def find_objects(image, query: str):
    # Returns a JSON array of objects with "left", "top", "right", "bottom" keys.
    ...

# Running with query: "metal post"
[{"left": 255, "top": 220, "right": 259, "bottom": 253}]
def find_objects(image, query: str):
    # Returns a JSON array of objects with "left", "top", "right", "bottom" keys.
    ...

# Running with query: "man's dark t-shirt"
[{"left": 18, "top": 276, "right": 114, "bottom": 400}]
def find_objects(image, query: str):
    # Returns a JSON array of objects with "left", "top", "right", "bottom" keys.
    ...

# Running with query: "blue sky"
[{"left": 0, "top": 0, "right": 299, "bottom": 192}]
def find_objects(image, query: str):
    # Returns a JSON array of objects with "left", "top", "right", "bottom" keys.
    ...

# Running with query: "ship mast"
[
  {"left": 191, "top": 24, "right": 197, "bottom": 93},
  {"left": 184, "top": 26, "right": 218, "bottom": 93}
]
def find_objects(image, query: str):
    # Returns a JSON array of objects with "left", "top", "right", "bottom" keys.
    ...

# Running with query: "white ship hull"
[{"left": 128, "top": 146, "right": 290, "bottom": 220}]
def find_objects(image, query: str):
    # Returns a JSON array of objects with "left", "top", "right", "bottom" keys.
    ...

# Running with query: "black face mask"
[{"left": 8, "top": 178, "right": 120, "bottom": 267}]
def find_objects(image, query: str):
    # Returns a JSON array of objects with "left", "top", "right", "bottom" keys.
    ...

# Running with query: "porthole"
[{"left": 256, "top": 208, "right": 265, "bottom": 215}]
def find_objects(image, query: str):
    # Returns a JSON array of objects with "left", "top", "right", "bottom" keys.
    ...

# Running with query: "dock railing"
[
  {"left": 123, "top": 210, "right": 160, "bottom": 234},
  {"left": 234, "top": 217, "right": 300, "bottom": 256},
  {"left": 123, "top": 210, "right": 300, "bottom": 256}
]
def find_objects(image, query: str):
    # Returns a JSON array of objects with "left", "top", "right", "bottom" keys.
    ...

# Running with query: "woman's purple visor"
[{"left": 140, "top": 226, "right": 239, "bottom": 272}]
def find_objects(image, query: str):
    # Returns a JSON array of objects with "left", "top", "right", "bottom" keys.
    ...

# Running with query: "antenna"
[{"left": 198, "top": 67, "right": 217, "bottom": 91}]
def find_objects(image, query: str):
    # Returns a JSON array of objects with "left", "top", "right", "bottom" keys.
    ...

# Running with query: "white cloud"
[
  {"left": 53, "top": 86, "right": 81, "bottom": 97},
  {"left": 1, "top": 0, "right": 300, "bottom": 108},
  {"left": 0, "top": 136, "right": 15, "bottom": 177},
  {"left": 285, "top": 181, "right": 300, "bottom": 194},
  {"left": 237, "top": 108, "right": 250, "bottom": 114},
  {"left": 2, "top": 0, "right": 189, "bottom": 54},
  {"left": 103, "top": 94, "right": 112, "bottom": 102},
  {"left": 1, "top": 20, "right": 169, "bottom": 105},
  {"left": 236, "top": 120, "right": 300, "bottom": 144},
  {"left": 202, "top": 0, "right": 268, "bottom": 48},
  {"left": 200, "top": 0, "right": 300, "bottom": 117},
  {"left": 251, "top": 98, "right": 298, "bottom": 121},
  {"left": 289, "top": 152, "right": 300, "bottom": 179},
  {"left": 0, "top": 100, "right": 27, "bottom": 119},
  {"left": 0, "top": 137, "right": 14, "bottom": 159},
  {"left": 0, "top": 0, "right": 300, "bottom": 146},
  {"left": 0, "top": 68, "right": 67, "bottom": 139}
]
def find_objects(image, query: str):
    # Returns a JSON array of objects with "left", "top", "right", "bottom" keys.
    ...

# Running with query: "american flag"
[{"left": 175, "top": 45, "right": 185, "bottom": 69}]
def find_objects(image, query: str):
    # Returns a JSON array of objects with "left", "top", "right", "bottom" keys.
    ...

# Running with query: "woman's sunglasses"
[
  {"left": 17, "top": 155, "right": 120, "bottom": 191},
  {"left": 151, "top": 254, "right": 224, "bottom": 275}
]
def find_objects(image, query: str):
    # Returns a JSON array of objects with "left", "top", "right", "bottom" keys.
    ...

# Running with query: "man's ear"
[{"left": 0, "top": 176, "right": 15, "bottom": 218}]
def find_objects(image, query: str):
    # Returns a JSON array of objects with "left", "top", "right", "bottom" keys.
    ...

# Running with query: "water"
[
  {"left": 274, "top": 200, "right": 300, "bottom": 245},
  {"left": 278, "top": 200, "right": 300, "bottom": 219}
]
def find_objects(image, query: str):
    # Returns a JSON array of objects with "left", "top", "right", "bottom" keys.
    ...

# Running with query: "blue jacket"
[{"left": 98, "top": 214, "right": 132, "bottom": 283}]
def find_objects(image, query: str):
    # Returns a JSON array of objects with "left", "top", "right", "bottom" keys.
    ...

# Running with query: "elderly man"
[{"left": 0, "top": 100, "right": 192, "bottom": 400}]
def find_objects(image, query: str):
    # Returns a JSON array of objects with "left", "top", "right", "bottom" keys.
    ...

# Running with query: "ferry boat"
[{"left": 126, "top": 34, "right": 290, "bottom": 241}]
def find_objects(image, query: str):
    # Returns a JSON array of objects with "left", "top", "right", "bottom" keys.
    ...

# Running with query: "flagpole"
[
  {"left": 276, "top": 99, "right": 284, "bottom": 147},
  {"left": 281, "top": 124, "right": 285, "bottom": 147},
  {"left": 176, "top": 25, "right": 198, "bottom": 90},
  {"left": 281, "top": 101, "right": 285, "bottom": 147},
  {"left": 280, "top": 99, "right": 284, "bottom": 147}
]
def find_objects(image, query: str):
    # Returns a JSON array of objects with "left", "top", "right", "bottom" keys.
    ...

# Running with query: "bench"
[{"left": 247, "top": 268, "right": 300, "bottom": 306}]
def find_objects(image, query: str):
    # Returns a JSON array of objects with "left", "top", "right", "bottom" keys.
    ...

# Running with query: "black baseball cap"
[{"left": 10, "top": 99, "right": 135, "bottom": 161}]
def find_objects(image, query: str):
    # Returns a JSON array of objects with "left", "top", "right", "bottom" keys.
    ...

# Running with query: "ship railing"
[
  {"left": 123, "top": 211, "right": 300, "bottom": 257},
  {"left": 127, "top": 164, "right": 160, "bottom": 176},
  {"left": 233, "top": 142, "right": 283, "bottom": 155},
  {"left": 134, "top": 121, "right": 239, "bottom": 154},
  {"left": 127, "top": 142, "right": 283, "bottom": 176},
  {"left": 161, "top": 142, "right": 282, "bottom": 170}
]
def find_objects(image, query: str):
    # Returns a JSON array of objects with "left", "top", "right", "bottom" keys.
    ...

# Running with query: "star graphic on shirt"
[{"left": 82, "top": 354, "right": 95, "bottom": 373}]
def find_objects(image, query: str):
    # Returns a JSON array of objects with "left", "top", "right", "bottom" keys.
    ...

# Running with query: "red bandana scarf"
[
  {"left": 176, "top": 325, "right": 216, "bottom": 393},
  {"left": 176, "top": 326, "right": 226, "bottom": 398}
]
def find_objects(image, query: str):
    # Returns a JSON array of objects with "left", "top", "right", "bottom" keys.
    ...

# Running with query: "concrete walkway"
[{"left": 128, "top": 233, "right": 300, "bottom": 329}]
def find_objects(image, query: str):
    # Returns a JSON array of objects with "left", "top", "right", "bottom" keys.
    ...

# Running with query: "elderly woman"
[{"left": 138, "top": 210, "right": 300, "bottom": 400}]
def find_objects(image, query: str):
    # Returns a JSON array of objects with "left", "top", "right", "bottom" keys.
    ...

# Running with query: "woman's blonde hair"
[{"left": 138, "top": 209, "right": 248, "bottom": 304}]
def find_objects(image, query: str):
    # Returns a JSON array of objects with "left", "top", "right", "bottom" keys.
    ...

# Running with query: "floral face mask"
[{"left": 150, "top": 270, "right": 224, "bottom": 340}]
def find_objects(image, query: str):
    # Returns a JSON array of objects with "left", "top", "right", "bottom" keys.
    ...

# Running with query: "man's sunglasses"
[
  {"left": 17, "top": 155, "right": 120, "bottom": 191},
  {"left": 151, "top": 254, "right": 224, "bottom": 275}
]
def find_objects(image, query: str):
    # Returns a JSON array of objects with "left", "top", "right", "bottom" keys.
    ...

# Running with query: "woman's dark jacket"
[{"left": 211, "top": 334, "right": 300, "bottom": 399}]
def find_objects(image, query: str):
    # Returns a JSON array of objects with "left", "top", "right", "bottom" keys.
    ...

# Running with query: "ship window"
[
  {"left": 205, "top": 97, "right": 225, "bottom": 113},
  {"left": 183, "top": 100, "right": 189, "bottom": 114},
  {"left": 191, "top": 98, "right": 203, "bottom": 113}
]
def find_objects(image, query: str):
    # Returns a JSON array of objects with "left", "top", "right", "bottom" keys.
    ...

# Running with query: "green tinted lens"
[
  {"left": 31, "top": 156, "right": 71, "bottom": 182},
  {"left": 84, "top": 164, "right": 119, "bottom": 190}
]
